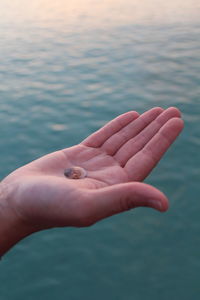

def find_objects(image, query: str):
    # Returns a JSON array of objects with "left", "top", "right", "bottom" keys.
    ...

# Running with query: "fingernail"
[{"left": 148, "top": 200, "right": 163, "bottom": 211}]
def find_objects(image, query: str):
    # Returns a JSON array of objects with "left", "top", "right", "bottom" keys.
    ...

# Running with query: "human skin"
[{"left": 0, "top": 107, "right": 184, "bottom": 257}]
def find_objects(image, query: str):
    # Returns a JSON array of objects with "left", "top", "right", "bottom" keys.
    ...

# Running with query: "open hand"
[{"left": 3, "top": 107, "right": 184, "bottom": 230}]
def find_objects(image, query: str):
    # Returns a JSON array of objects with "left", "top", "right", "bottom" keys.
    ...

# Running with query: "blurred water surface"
[{"left": 0, "top": 1, "right": 200, "bottom": 299}]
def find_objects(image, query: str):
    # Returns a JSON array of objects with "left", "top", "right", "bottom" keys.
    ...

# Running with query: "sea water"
[{"left": 0, "top": 1, "right": 200, "bottom": 299}]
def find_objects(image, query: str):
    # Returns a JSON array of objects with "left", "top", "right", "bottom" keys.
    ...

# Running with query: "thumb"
[{"left": 87, "top": 182, "right": 169, "bottom": 223}]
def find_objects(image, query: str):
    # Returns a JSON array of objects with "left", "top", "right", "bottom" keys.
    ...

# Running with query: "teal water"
[{"left": 0, "top": 1, "right": 200, "bottom": 299}]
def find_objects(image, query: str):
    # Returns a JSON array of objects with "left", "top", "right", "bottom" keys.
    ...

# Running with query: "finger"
[
  {"left": 83, "top": 182, "right": 168, "bottom": 225},
  {"left": 101, "top": 107, "right": 164, "bottom": 155},
  {"left": 82, "top": 111, "right": 139, "bottom": 148},
  {"left": 115, "top": 107, "right": 181, "bottom": 166},
  {"left": 125, "top": 117, "right": 184, "bottom": 181}
]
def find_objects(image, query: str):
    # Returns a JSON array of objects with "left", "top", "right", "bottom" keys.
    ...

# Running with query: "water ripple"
[{"left": 0, "top": 1, "right": 200, "bottom": 300}]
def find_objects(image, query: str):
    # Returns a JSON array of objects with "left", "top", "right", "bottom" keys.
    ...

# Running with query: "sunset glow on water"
[{"left": 0, "top": 1, "right": 200, "bottom": 299}]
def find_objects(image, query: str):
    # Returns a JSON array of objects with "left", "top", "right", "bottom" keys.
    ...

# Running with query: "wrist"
[{"left": 0, "top": 180, "right": 36, "bottom": 258}]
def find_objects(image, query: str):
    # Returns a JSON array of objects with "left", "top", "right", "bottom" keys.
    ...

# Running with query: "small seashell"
[{"left": 64, "top": 166, "right": 87, "bottom": 179}]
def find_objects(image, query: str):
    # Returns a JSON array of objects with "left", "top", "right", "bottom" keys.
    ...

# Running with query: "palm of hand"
[
  {"left": 6, "top": 107, "right": 183, "bottom": 229},
  {"left": 62, "top": 145, "right": 129, "bottom": 188},
  {"left": 9, "top": 144, "right": 128, "bottom": 227}
]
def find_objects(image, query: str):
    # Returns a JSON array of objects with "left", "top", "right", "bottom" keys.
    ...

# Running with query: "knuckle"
[
  {"left": 119, "top": 196, "right": 135, "bottom": 212},
  {"left": 76, "top": 215, "right": 95, "bottom": 227},
  {"left": 118, "top": 129, "right": 129, "bottom": 144}
]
